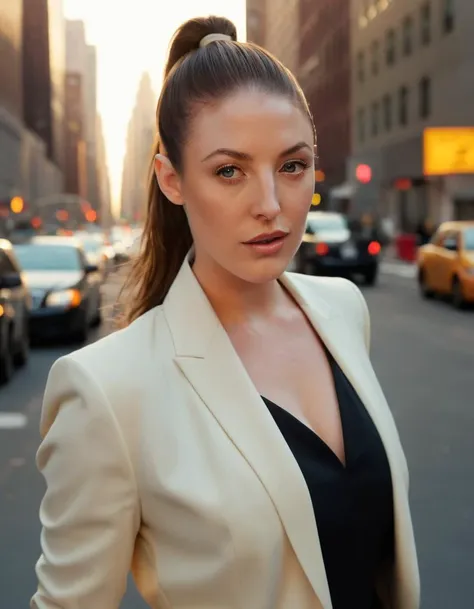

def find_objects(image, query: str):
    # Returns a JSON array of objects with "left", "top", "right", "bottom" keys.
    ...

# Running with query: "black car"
[
  {"left": 14, "top": 236, "right": 103, "bottom": 343},
  {"left": 0, "top": 239, "right": 30, "bottom": 384},
  {"left": 295, "top": 211, "right": 380, "bottom": 285}
]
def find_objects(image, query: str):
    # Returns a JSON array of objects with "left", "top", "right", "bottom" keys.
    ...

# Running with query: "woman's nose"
[{"left": 253, "top": 173, "right": 281, "bottom": 220}]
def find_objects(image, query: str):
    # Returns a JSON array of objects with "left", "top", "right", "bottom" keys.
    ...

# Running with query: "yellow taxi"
[{"left": 417, "top": 221, "right": 474, "bottom": 308}]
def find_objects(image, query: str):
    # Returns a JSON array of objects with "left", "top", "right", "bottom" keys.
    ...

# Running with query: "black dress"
[{"left": 262, "top": 351, "right": 394, "bottom": 609}]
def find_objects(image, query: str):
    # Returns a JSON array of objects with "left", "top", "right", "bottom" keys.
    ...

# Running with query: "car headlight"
[{"left": 45, "top": 289, "right": 82, "bottom": 308}]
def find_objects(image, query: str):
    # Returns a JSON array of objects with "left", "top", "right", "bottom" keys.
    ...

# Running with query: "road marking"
[
  {"left": 0, "top": 413, "right": 28, "bottom": 429},
  {"left": 380, "top": 262, "right": 417, "bottom": 279}
]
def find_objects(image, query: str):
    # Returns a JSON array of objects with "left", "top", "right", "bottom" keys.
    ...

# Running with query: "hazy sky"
[{"left": 64, "top": 0, "right": 246, "bottom": 216}]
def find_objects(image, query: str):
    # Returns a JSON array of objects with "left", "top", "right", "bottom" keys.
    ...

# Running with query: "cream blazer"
[{"left": 31, "top": 255, "right": 420, "bottom": 609}]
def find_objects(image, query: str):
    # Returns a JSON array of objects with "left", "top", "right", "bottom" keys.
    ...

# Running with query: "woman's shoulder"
[
  {"left": 286, "top": 271, "right": 368, "bottom": 316},
  {"left": 285, "top": 271, "right": 371, "bottom": 349},
  {"left": 47, "top": 305, "right": 171, "bottom": 403}
]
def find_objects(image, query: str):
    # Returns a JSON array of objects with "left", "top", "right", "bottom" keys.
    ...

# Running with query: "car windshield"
[
  {"left": 464, "top": 227, "right": 474, "bottom": 250},
  {"left": 14, "top": 244, "right": 81, "bottom": 271},
  {"left": 80, "top": 239, "right": 102, "bottom": 253},
  {"left": 306, "top": 215, "right": 348, "bottom": 232}
]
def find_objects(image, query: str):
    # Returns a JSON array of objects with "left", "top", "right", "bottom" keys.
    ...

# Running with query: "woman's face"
[{"left": 158, "top": 88, "right": 315, "bottom": 285}]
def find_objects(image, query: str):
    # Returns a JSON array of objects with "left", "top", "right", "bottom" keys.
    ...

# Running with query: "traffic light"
[
  {"left": 355, "top": 164, "right": 372, "bottom": 184},
  {"left": 10, "top": 196, "right": 24, "bottom": 214}
]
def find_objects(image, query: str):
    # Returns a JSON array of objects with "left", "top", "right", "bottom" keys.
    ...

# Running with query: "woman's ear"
[{"left": 154, "top": 154, "right": 184, "bottom": 205}]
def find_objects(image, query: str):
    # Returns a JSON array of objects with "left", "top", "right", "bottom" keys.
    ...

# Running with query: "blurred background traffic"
[{"left": 0, "top": 1, "right": 473, "bottom": 608}]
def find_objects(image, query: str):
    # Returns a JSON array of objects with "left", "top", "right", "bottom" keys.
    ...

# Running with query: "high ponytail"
[{"left": 121, "top": 15, "right": 314, "bottom": 325}]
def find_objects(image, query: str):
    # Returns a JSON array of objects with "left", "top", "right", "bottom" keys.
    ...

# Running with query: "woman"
[{"left": 31, "top": 16, "right": 419, "bottom": 609}]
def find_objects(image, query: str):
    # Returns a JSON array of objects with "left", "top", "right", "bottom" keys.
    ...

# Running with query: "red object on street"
[{"left": 395, "top": 234, "right": 418, "bottom": 261}]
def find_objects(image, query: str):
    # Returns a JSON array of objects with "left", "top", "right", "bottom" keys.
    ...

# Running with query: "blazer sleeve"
[{"left": 31, "top": 356, "right": 140, "bottom": 609}]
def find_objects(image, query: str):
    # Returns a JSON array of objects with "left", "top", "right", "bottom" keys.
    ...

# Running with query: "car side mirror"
[
  {"left": 0, "top": 273, "right": 22, "bottom": 289},
  {"left": 85, "top": 264, "right": 99, "bottom": 274}
]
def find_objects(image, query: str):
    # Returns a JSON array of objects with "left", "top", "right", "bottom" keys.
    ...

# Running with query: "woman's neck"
[{"left": 192, "top": 256, "right": 288, "bottom": 328}]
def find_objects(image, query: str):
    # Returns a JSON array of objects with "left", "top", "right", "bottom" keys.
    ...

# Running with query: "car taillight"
[
  {"left": 368, "top": 241, "right": 381, "bottom": 255},
  {"left": 315, "top": 242, "right": 329, "bottom": 256}
]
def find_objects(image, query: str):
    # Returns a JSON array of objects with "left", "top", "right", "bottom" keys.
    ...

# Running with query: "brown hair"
[{"left": 121, "top": 15, "right": 314, "bottom": 325}]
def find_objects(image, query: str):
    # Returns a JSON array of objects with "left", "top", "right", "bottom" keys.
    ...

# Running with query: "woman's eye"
[
  {"left": 281, "top": 161, "right": 308, "bottom": 174},
  {"left": 216, "top": 165, "right": 240, "bottom": 179}
]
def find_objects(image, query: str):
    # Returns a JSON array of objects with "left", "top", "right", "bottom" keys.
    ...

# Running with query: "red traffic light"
[{"left": 355, "top": 164, "right": 372, "bottom": 184}]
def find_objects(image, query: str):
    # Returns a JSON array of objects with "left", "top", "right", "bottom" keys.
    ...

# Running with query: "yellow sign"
[{"left": 423, "top": 127, "right": 474, "bottom": 176}]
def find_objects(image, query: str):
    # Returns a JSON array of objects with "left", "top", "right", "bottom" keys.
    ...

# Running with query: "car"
[
  {"left": 417, "top": 221, "right": 474, "bottom": 308},
  {"left": 0, "top": 239, "right": 30, "bottom": 384},
  {"left": 74, "top": 231, "right": 113, "bottom": 278},
  {"left": 294, "top": 211, "right": 381, "bottom": 285},
  {"left": 13, "top": 236, "right": 103, "bottom": 343}
]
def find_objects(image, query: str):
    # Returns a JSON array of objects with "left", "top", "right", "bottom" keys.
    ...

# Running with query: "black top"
[{"left": 262, "top": 352, "right": 394, "bottom": 609}]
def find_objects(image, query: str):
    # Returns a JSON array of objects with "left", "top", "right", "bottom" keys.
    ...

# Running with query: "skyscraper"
[{"left": 120, "top": 73, "right": 156, "bottom": 222}]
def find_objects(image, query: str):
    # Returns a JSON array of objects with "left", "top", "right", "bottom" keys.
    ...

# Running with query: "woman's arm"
[{"left": 31, "top": 356, "right": 140, "bottom": 608}]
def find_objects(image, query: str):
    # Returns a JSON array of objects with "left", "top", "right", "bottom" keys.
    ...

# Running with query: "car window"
[
  {"left": 306, "top": 215, "right": 348, "bottom": 233},
  {"left": 13, "top": 244, "right": 82, "bottom": 271},
  {"left": 463, "top": 227, "right": 474, "bottom": 251},
  {"left": 442, "top": 231, "right": 459, "bottom": 250}
]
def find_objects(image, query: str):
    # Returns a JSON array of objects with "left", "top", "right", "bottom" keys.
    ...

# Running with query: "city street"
[{"left": 0, "top": 266, "right": 473, "bottom": 609}]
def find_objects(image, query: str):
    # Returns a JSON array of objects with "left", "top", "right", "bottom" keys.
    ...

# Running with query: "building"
[
  {"left": 299, "top": 0, "right": 352, "bottom": 205},
  {"left": 246, "top": 0, "right": 266, "bottom": 47},
  {"left": 120, "top": 73, "right": 156, "bottom": 222},
  {"left": 0, "top": 0, "right": 24, "bottom": 215},
  {"left": 350, "top": 0, "right": 474, "bottom": 231},
  {"left": 95, "top": 114, "right": 112, "bottom": 227},
  {"left": 66, "top": 20, "right": 99, "bottom": 210},
  {"left": 246, "top": 0, "right": 300, "bottom": 73},
  {"left": 0, "top": 0, "right": 63, "bottom": 234},
  {"left": 64, "top": 72, "right": 87, "bottom": 198},
  {"left": 47, "top": 0, "right": 67, "bottom": 172},
  {"left": 22, "top": 0, "right": 66, "bottom": 169},
  {"left": 246, "top": 0, "right": 352, "bottom": 210}
]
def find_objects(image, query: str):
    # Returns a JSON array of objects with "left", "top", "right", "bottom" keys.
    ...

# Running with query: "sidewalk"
[{"left": 380, "top": 245, "right": 417, "bottom": 279}]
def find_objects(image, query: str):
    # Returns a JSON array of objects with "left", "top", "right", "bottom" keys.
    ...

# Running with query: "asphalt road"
[{"left": 0, "top": 265, "right": 472, "bottom": 608}]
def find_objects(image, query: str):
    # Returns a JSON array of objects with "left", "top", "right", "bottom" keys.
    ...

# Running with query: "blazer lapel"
[
  {"left": 164, "top": 257, "right": 333, "bottom": 609},
  {"left": 281, "top": 273, "right": 419, "bottom": 609}
]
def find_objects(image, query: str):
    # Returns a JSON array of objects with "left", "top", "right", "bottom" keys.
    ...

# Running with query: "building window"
[
  {"left": 386, "top": 29, "right": 396, "bottom": 65},
  {"left": 358, "top": 108, "right": 366, "bottom": 143},
  {"left": 371, "top": 40, "right": 379, "bottom": 75},
  {"left": 420, "top": 2, "right": 431, "bottom": 45},
  {"left": 371, "top": 101, "right": 380, "bottom": 136},
  {"left": 357, "top": 51, "right": 365, "bottom": 82},
  {"left": 419, "top": 76, "right": 431, "bottom": 118},
  {"left": 383, "top": 94, "right": 392, "bottom": 131},
  {"left": 442, "top": 0, "right": 455, "bottom": 33},
  {"left": 399, "top": 86, "right": 409, "bottom": 125},
  {"left": 402, "top": 16, "right": 413, "bottom": 56}
]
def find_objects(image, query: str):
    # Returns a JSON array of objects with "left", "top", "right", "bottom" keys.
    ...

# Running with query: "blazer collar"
[{"left": 163, "top": 253, "right": 334, "bottom": 359}]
